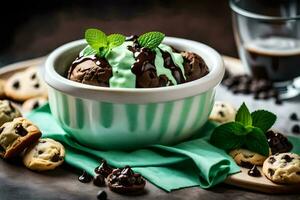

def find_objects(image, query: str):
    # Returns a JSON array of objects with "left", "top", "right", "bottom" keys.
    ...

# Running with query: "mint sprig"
[
  {"left": 137, "top": 31, "right": 165, "bottom": 50},
  {"left": 84, "top": 28, "right": 125, "bottom": 57},
  {"left": 210, "top": 102, "right": 276, "bottom": 156}
]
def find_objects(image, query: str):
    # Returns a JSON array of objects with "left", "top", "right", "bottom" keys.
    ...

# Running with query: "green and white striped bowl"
[{"left": 45, "top": 37, "right": 224, "bottom": 150}]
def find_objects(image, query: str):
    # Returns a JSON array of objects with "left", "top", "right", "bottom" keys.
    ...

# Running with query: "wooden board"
[{"left": 0, "top": 56, "right": 299, "bottom": 194}]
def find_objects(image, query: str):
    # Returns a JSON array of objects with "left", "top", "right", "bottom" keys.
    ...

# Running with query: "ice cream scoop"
[{"left": 67, "top": 34, "right": 209, "bottom": 88}]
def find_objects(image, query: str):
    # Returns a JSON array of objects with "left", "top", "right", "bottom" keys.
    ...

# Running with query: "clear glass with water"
[{"left": 230, "top": 0, "right": 300, "bottom": 99}]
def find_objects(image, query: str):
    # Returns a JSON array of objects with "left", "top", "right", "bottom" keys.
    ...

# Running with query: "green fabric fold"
[{"left": 26, "top": 104, "right": 300, "bottom": 191}]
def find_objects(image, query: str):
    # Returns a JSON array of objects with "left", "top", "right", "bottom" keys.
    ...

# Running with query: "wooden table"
[{"left": 0, "top": 57, "right": 299, "bottom": 200}]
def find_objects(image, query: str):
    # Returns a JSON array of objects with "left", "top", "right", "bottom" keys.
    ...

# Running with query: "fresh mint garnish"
[
  {"left": 80, "top": 46, "right": 98, "bottom": 57},
  {"left": 210, "top": 102, "right": 276, "bottom": 156},
  {"left": 235, "top": 103, "right": 252, "bottom": 126},
  {"left": 251, "top": 110, "right": 276, "bottom": 133},
  {"left": 84, "top": 28, "right": 125, "bottom": 57},
  {"left": 137, "top": 31, "right": 165, "bottom": 50}
]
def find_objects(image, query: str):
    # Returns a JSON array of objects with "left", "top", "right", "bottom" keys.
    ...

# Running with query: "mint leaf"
[
  {"left": 137, "top": 31, "right": 165, "bottom": 50},
  {"left": 210, "top": 122, "right": 246, "bottom": 151},
  {"left": 244, "top": 127, "right": 269, "bottom": 156},
  {"left": 107, "top": 34, "right": 126, "bottom": 48},
  {"left": 80, "top": 45, "right": 98, "bottom": 57},
  {"left": 235, "top": 102, "right": 252, "bottom": 126},
  {"left": 251, "top": 110, "right": 276, "bottom": 132},
  {"left": 85, "top": 28, "right": 107, "bottom": 50}
]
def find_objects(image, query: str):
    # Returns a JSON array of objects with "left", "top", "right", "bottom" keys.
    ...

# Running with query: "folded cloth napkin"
[{"left": 26, "top": 104, "right": 300, "bottom": 191}]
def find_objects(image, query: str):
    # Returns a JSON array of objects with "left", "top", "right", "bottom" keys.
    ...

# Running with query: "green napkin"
[{"left": 26, "top": 104, "right": 300, "bottom": 191}]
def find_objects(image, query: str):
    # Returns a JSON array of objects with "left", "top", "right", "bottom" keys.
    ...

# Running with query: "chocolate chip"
[
  {"left": 31, "top": 73, "right": 36, "bottom": 80},
  {"left": 38, "top": 150, "right": 43, "bottom": 154},
  {"left": 13, "top": 81, "right": 20, "bottom": 89},
  {"left": 15, "top": 124, "right": 28, "bottom": 136},
  {"left": 290, "top": 113, "right": 298, "bottom": 121},
  {"left": 0, "top": 127, "right": 4, "bottom": 134},
  {"left": 93, "top": 174, "right": 105, "bottom": 187},
  {"left": 266, "top": 130, "right": 293, "bottom": 154},
  {"left": 296, "top": 171, "right": 300, "bottom": 176},
  {"left": 34, "top": 83, "right": 40, "bottom": 88},
  {"left": 51, "top": 153, "right": 62, "bottom": 162},
  {"left": 248, "top": 165, "right": 261, "bottom": 177},
  {"left": 94, "top": 160, "right": 113, "bottom": 178},
  {"left": 282, "top": 154, "right": 293, "bottom": 162},
  {"left": 96, "top": 190, "right": 107, "bottom": 200},
  {"left": 292, "top": 124, "right": 300, "bottom": 134},
  {"left": 268, "top": 156, "right": 276, "bottom": 164},
  {"left": 268, "top": 169, "right": 275, "bottom": 176},
  {"left": 78, "top": 171, "right": 92, "bottom": 183},
  {"left": 32, "top": 102, "right": 40, "bottom": 109}
]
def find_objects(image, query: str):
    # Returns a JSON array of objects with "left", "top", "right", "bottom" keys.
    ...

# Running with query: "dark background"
[{"left": 0, "top": 0, "right": 236, "bottom": 67}]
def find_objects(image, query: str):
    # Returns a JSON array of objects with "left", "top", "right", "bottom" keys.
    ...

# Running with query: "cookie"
[
  {"left": 4, "top": 66, "right": 48, "bottom": 101},
  {"left": 107, "top": 166, "right": 146, "bottom": 194},
  {"left": 263, "top": 153, "right": 300, "bottom": 184},
  {"left": 0, "top": 79, "right": 6, "bottom": 99},
  {"left": 0, "top": 117, "right": 41, "bottom": 158},
  {"left": 0, "top": 100, "right": 22, "bottom": 126},
  {"left": 229, "top": 148, "right": 270, "bottom": 167},
  {"left": 22, "top": 97, "right": 47, "bottom": 113},
  {"left": 209, "top": 101, "right": 236, "bottom": 123},
  {"left": 23, "top": 138, "right": 65, "bottom": 171}
]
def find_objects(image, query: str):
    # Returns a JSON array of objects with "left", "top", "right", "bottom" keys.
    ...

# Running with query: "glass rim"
[{"left": 229, "top": 0, "right": 300, "bottom": 21}]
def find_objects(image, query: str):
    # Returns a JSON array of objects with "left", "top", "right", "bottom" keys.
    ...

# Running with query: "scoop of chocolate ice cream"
[
  {"left": 67, "top": 56, "right": 112, "bottom": 87},
  {"left": 181, "top": 52, "right": 209, "bottom": 82}
]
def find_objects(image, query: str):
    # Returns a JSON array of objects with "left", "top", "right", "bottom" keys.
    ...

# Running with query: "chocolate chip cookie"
[
  {"left": 229, "top": 148, "right": 270, "bottom": 167},
  {"left": 209, "top": 101, "right": 236, "bottom": 123},
  {"left": 262, "top": 153, "right": 300, "bottom": 184},
  {"left": 0, "top": 117, "right": 41, "bottom": 158},
  {"left": 4, "top": 67, "right": 48, "bottom": 101},
  {"left": 0, "top": 100, "right": 22, "bottom": 126},
  {"left": 23, "top": 138, "right": 65, "bottom": 171},
  {"left": 22, "top": 97, "right": 47, "bottom": 112}
]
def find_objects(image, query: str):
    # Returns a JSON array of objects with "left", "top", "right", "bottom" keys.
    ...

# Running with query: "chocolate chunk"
[
  {"left": 15, "top": 124, "right": 28, "bottom": 136},
  {"left": 13, "top": 81, "right": 20, "bottom": 89},
  {"left": 51, "top": 153, "right": 62, "bottom": 162},
  {"left": 34, "top": 83, "right": 40, "bottom": 88},
  {"left": 96, "top": 190, "right": 107, "bottom": 200},
  {"left": 290, "top": 113, "right": 299, "bottom": 121},
  {"left": 78, "top": 170, "right": 92, "bottom": 183},
  {"left": 292, "top": 124, "right": 300, "bottom": 134},
  {"left": 218, "top": 111, "right": 225, "bottom": 117},
  {"left": 94, "top": 160, "right": 113, "bottom": 178},
  {"left": 268, "top": 168, "right": 275, "bottom": 176},
  {"left": 248, "top": 165, "right": 261, "bottom": 177},
  {"left": 32, "top": 101, "right": 40, "bottom": 109},
  {"left": 0, "top": 127, "right": 4, "bottom": 134},
  {"left": 268, "top": 156, "right": 276, "bottom": 164},
  {"left": 38, "top": 150, "right": 43, "bottom": 154},
  {"left": 93, "top": 174, "right": 105, "bottom": 187},
  {"left": 297, "top": 171, "right": 300, "bottom": 176},
  {"left": 107, "top": 166, "right": 146, "bottom": 194},
  {"left": 31, "top": 73, "right": 36, "bottom": 80},
  {"left": 282, "top": 154, "right": 293, "bottom": 162},
  {"left": 266, "top": 130, "right": 293, "bottom": 154}
]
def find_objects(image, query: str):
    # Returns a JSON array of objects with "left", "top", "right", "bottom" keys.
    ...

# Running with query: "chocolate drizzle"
[
  {"left": 67, "top": 55, "right": 113, "bottom": 87},
  {"left": 159, "top": 49, "right": 185, "bottom": 84},
  {"left": 128, "top": 40, "right": 173, "bottom": 88}
]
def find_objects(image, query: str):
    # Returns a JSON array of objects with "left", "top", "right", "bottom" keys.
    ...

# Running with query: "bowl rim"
[{"left": 45, "top": 37, "right": 224, "bottom": 103}]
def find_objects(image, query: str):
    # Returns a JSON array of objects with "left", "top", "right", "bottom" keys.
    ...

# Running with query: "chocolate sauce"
[
  {"left": 248, "top": 165, "right": 261, "bottom": 177},
  {"left": 78, "top": 170, "right": 92, "bottom": 183},
  {"left": 128, "top": 41, "right": 172, "bottom": 88},
  {"left": 67, "top": 55, "right": 112, "bottom": 87},
  {"left": 160, "top": 49, "right": 185, "bottom": 84}
]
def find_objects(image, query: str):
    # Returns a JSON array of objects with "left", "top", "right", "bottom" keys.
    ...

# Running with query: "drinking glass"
[{"left": 230, "top": 0, "right": 300, "bottom": 99}]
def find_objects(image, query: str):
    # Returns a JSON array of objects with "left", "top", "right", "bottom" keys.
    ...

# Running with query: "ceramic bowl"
[{"left": 44, "top": 37, "right": 224, "bottom": 150}]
